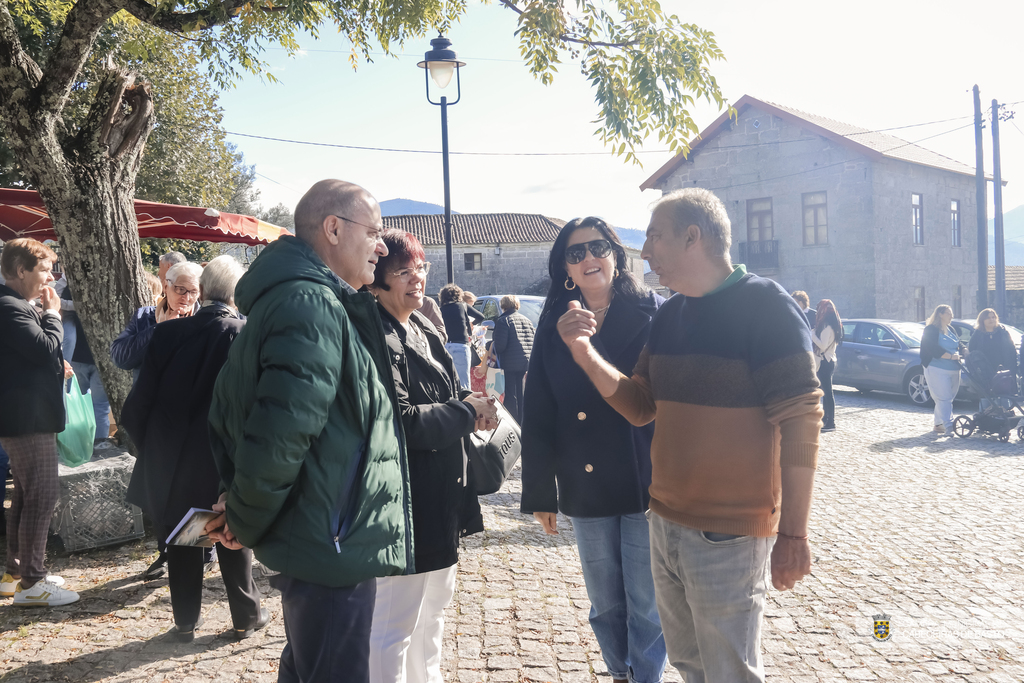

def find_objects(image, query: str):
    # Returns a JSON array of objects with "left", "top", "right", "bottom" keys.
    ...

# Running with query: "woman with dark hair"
[
  {"left": 812, "top": 299, "right": 843, "bottom": 433},
  {"left": 491, "top": 295, "right": 535, "bottom": 423},
  {"left": 968, "top": 308, "right": 1016, "bottom": 410},
  {"left": 439, "top": 282, "right": 483, "bottom": 388},
  {"left": 521, "top": 217, "right": 667, "bottom": 683},
  {"left": 368, "top": 229, "right": 497, "bottom": 683}
]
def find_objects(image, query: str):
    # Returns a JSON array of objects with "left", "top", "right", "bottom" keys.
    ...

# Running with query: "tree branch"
[
  {"left": 497, "top": 0, "right": 638, "bottom": 49},
  {"left": 36, "top": 0, "right": 122, "bottom": 116},
  {"left": 121, "top": 0, "right": 252, "bottom": 33},
  {"left": 0, "top": 1, "right": 43, "bottom": 92}
]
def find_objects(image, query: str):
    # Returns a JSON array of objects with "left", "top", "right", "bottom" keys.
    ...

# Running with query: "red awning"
[{"left": 0, "top": 188, "right": 290, "bottom": 246}]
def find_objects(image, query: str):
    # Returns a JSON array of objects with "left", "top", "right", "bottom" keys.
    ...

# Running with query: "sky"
[{"left": 218, "top": 0, "right": 1024, "bottom": 232}]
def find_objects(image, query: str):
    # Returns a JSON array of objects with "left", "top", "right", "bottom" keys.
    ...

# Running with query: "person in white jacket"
[{"left": 812, "top": 300, "right": 842, "bottom": 432}]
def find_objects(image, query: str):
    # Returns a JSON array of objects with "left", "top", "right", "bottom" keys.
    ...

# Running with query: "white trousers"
[{"left": 369, "top": 564, "right": 458, "bottom": 683}]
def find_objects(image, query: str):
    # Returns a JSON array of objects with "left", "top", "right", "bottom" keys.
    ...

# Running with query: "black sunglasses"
[{"left": 565, "top": 239, "right": 613, "bottom": 265}]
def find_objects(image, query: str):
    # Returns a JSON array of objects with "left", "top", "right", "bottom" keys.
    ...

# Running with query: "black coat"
[
  {"left": 968, "top": 326, "right": 1016, "bottom": 374},
  {"left": 378, "top": 305, "right": 483, "bottom": 573},
  {"left": 492, "top": 311, "right": 535, "bottom": 373},
  {"left": 122, "top": 304, "right": 245, "bottom": 533},
  {"left": 0, "top": 284, "right": 65, "bottom": 436},
  {"left": 520, "top": 291, "right": 663, "bottom": 517}
]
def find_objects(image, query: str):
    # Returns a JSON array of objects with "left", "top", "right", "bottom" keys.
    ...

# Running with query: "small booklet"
[{"left": 166, "top": 508, "right": 219, "bottom": 547}]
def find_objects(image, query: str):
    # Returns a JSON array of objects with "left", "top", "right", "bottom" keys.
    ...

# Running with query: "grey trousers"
[{"left": 0, "top": 434, "right": 60, "bottom": 585}]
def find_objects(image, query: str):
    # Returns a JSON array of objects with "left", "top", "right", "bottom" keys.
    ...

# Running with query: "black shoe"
[
  {"left": 234, "top": 607, "right": 270, "bottom": 640},
  {"left": 171, "top": 616, "right": 204, "bottom": 643},
  {"left": 143, "top": 552, "right": 167, "bottom": 580}
]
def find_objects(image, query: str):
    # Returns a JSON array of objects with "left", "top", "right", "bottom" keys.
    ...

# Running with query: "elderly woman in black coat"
[
  {"left": 492, "top": 295, "right": 535, "bottom": 423},
  {"left": 122, "top": 256, "right": 267, "bottom": 642},
  {"left": 0, "top": 239, "right": 79, "bottom": 607},
  {"left": 521, "top": 217, "right": 667, "bottom": 683},
  {"left": 368, "top": 229, "right": 497, "bottom": 683}
]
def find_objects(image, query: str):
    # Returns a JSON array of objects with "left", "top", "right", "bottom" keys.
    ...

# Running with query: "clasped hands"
[
  {"left": 464, "top": 392, "right": 499, "bottom": 431},
  {"left": 205, "top": 493, "right": 244, "bottom": 550}
]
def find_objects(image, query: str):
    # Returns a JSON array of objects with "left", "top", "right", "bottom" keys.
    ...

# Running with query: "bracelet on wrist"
[{"left": 778, "top": 532, "right": 808, "bottom": 541}]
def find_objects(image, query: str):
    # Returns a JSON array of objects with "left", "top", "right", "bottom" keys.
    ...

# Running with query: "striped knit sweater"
[{"left": 606, "top": 270, "right": 823, "bottom": 538}]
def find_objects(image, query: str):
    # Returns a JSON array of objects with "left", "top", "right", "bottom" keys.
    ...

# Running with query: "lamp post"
[{"left": 418, "top": 35, "right": 465, "bottom": 284}]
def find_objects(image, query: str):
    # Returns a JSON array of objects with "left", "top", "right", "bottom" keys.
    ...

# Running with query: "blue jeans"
[
  {"left": 70, "top": 361, "right": 109, "bottom": 442},
  {"left": 61, "top": 320, "right": 76, "bottom": 361},
  {"left": 570, "top": 513, "right": 667, "bottom": 683},
  {"left": 444, "top": 343, "right": 471, "bottom": 390},
  {"left": 648, "top": 512, "right": 774, "bottom": 683}
]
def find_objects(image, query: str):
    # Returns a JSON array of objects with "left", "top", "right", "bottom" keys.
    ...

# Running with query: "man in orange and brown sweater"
[{"left": 558, "top": 187, "right": 822, "bottom": 682}]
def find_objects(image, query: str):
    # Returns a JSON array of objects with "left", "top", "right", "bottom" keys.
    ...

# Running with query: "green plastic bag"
[{"left": 56, "top": 374, "right": 95, "bottom": 467}]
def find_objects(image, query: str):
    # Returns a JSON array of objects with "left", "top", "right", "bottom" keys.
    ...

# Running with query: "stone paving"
[{"left": 2, "top": 387, "right": 1024, "bottom": 682}]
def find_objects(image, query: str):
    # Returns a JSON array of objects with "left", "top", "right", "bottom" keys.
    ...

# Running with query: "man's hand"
[
  {"left": 63, "top": 360, "right": 74, "bottom": 379},
  {"left": 770, "top": 536, "right": 811, "bottom": 590},
  {"left": 205, "top": 493, "right": 244, "bottom": 550},
  {"left": 533, "top": 511, "right": 558, "bottom": 535},
  {"left": 557, "top": 301, "right": 597, "bottom": 360},
  {"left": 40, "top": 286, "right": 60, "bottom": 312}
]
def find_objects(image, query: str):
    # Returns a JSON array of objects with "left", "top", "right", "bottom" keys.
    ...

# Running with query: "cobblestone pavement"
[{"left": 2, "top": 388, "right": 1023, "bottom": 682}]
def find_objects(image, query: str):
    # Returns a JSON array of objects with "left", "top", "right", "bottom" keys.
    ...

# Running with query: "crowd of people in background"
[{"left": 0, "top": 181, "right": 828, "bottom": 683}]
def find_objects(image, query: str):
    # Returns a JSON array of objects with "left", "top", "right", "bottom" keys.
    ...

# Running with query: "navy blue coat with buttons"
[{"left": 520, "top": 290, "right": 663, "bottom": 518}]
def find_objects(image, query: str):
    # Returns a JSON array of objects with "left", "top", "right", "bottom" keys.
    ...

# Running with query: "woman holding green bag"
[{"left": 0, "top": 238, "right": 80, "bottom": 607}]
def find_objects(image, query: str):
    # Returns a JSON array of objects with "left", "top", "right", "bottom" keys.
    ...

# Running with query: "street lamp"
[{"left": 418, "top": 35, "right": 465, "bottom": 284}]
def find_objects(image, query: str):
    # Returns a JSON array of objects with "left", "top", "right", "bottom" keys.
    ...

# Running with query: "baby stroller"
[{"left": 951, "top": 351, "right": 1024, "bottom": 442}]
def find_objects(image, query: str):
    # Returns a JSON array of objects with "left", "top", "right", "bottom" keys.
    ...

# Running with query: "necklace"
[{"left": 582, "top": 292, "right": 613, "bottom": 316}]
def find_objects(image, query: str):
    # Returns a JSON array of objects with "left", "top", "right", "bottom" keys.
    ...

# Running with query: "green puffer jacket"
[{"left": 208, "top": 236, "right": 414, "bottom": 588}]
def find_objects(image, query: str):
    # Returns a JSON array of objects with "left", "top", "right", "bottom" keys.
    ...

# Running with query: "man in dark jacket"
[
  {"left": 207, "top": 180, "right": 413, "bottom": 683},
  {"left": 492, "top": 295, "right": 536, "bottom": 423}
]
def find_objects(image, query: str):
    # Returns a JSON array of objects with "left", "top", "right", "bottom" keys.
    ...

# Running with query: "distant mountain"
[
  {"left": 616, "top": 227, "right": 647, "bottom": 251},
  {"left": 988, "top": 204, "right": 1024, "bottom": 266},
  {"left": 380, "top": 199, "right": 454, "bottom": 216}
]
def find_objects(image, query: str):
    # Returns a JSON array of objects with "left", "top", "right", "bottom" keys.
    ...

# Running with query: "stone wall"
[
  {"left": 420, "top": 242, "right": 645, "bottom": 298},
  {"left": 654, "top": 104, "right": 978, "bottom": 321}
]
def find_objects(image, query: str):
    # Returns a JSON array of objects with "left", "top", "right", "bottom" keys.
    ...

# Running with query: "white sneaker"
[
  {"left": 13, "top": 579, "right": 79, "bottom": 607},
  {"left": 0, "top": 573, "right": 63, "bottom": 597}
]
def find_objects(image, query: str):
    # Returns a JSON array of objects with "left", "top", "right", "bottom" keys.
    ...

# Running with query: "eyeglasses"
[
  {"left": 565, "top": 239, "right": 613, "bottom": 265},
  {"left": 169, "top": 283, "right": 199, "bottom": 299},
  {"left": 391, "top": 263, "right": 431, "bottom": 281},
  {"left": 332, "top": 215, "right": 384, "bottom": 239}
]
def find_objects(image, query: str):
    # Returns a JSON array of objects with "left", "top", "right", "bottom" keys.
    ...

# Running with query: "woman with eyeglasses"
[
  {"left": 521, "top": 217, "right": 667, "bottom": 683},
  {"left": 368, "top": 229, "right": 498, "bottom": 683}
]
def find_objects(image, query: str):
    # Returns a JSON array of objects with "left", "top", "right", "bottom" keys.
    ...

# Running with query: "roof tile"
[{"left": 383, "top": 213, "right": 566, "bottom": 246}]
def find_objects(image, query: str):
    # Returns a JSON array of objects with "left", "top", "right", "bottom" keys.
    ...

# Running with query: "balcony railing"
[{"left": 738, "top": 240, "right": 779, "bottom": 270}]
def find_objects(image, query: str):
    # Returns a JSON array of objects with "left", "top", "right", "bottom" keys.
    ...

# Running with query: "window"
[
  {"left": 951, "top": 200, "right": 961, "bottom": 247},
  {"left": 855, "top": 324, "right": 898, "bottom": 347},
  {"left": 952, "top": 285, "right": 962, "bottom": 319},
  {"left": 914, "top": 286, "right": 926, "bottom": 321},
  {"left": 464, "top": 253, "right": 481, "bottom": 271},
  {"left": 802, "top": 192, "right": 828, "bottom": 245},
  {"left": 746, "top": 198, "right": 773, "bottom": 242},
  {"left": 912, "top": 193, "right": 924, "bottom": 245}
]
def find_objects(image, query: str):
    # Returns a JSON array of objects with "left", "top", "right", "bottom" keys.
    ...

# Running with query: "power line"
[{"left": 226, "top": 116, "right": 977, "bottom": 158}]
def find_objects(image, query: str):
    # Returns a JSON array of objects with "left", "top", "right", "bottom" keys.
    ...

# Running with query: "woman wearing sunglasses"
[{"left": 521, "top": 217, "right": 667, "bottom": 683}]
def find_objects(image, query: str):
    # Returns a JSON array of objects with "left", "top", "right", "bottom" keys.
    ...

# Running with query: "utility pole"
[
  {"left": 974, "top": 85, "right": 988, "bottom": 314},
  {"left": 992, "top": 98, "right": 1006, "bottom": 318}
]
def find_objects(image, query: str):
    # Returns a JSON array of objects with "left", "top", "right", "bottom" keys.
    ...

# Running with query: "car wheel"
[{"left": 905, "top": 368, "right": 933, "bottom": 407}]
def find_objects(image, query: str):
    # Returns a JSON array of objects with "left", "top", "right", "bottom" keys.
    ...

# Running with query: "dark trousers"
[
  {"left": 504, "top": 370, "right": 526, "bottom": 424},
  {"left": 271, "top": 574, "right": 376, "bottom": 683},
  {"left": 1, "top": 434, "right": 59, "bottom": 585},
  {"left": 165, "top": 540, "right": 260, "bottom": 629},
  {"left": 818, "top": 359, "right": 836, "bottom": 428}
]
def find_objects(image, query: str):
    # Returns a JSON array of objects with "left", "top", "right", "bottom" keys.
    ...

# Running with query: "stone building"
[
  {"left": 383, "top": 213, "right": 645, "bottom": 297},
  {"left": 641, "top": 95, "right": 984, "bottom": 320}
]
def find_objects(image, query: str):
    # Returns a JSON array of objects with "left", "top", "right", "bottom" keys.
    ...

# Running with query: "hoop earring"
[
  {"left": 564, "top": 276, "right": 576, "bottom": 290},
  {"left": 613, "top": 268, "right": 620, "bottom": 278}
]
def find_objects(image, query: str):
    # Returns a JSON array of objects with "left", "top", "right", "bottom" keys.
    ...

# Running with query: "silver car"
[{"left": 834, "top": 319, "right": 934, "bottom": 405}]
